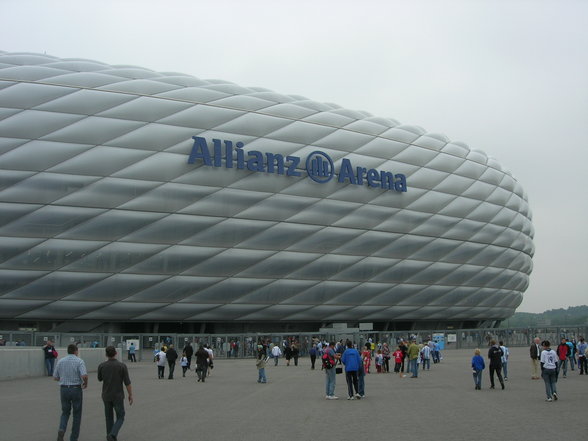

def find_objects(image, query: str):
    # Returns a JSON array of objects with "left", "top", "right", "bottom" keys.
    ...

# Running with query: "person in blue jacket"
[
  {"left": 341, "top": 340, "right": 362, "bottom": 400},
  {"left": 471, "top": 348, "right": 485, "bottom": 390}
]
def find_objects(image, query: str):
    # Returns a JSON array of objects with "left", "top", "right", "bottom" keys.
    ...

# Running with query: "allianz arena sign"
[{"left": 188, "top": 136, "right": 408, "bottom": 192}]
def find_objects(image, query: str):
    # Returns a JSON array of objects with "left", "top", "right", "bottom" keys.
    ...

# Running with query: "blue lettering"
[
  {"left": 338, "top": 158, "right": 357, "bottom": 184},
  {"left": 380, "top": 171, "right": 395, "bottom": 190},
  {"left": 286, "top": 156, "right": 301, "bottom": 177},
  {"left": 247, "top": 150, "right": 265, "bottom": 172},
  {"left": 236, "top": 142, "right": 245, "bottom": 169},
  {"left": 394, "top": 174, "right": 407, "bottom": 192},
  {"left": 188, "top": 136, "right": 212, "bottom": 165},
  {"left": 366, "top": 169, "right": 380, "bottom": 187},
  {"left": 266, "top": 153, "right": 285, "bottom": 174}
]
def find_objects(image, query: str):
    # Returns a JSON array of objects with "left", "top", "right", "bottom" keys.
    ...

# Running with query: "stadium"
[{"left": 0, "top": 52, "right": 534, "bottom": 333}]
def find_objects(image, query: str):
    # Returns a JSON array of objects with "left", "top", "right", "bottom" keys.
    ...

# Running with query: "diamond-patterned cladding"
[{"left": 0, "top": 52, "right": 534, "bottom": 324}]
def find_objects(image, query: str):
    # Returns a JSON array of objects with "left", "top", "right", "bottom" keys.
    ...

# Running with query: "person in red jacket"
[{"left": 556, "top": 338, "right": 570, "bottom": 378}]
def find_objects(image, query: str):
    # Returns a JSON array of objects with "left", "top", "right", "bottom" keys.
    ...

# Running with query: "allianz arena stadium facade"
[{"left": 0, "top": 52, "right": 534, "bottom": 333}]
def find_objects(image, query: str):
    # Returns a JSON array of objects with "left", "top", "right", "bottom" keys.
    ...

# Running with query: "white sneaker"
[
  {"left": 327, "top": 395, "right": 338, "bottom": 400},
  {"left": 347, "top": 396, "right": 355, "bottom": 400},
  {"left": 325, "top": 395, "right": 330, "bottom": 400},
  {"left": 546, "top": 398, "right": 553, "bottom": 402},
  {"left": 355, "top": 393, "right": 361, "bottom": 399}
]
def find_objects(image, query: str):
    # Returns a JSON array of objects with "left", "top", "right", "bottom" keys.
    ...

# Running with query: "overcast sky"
[{"left": 1, "top": 0, "right": 587, "bottom": 314}]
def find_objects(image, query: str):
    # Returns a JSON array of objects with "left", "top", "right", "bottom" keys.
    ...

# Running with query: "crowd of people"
[
  {"left": 41, "top": 333, "right": 587, "bottom": 439},
  {"left": 470, "top": 335, "right": 587, "bottom": 402}
]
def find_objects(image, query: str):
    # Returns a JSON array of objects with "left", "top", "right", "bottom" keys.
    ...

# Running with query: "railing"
[{"left": 1, "top": 326, "right": 586, "bottom": 360}]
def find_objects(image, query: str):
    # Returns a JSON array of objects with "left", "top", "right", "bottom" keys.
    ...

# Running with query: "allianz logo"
[{"left": 187, "top": 136, "right": 407, "bottom": 192}]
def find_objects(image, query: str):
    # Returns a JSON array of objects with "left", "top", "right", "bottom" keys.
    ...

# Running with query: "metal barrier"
[{"left": 1, "top": 326, "right": 587, "bottom": 358}]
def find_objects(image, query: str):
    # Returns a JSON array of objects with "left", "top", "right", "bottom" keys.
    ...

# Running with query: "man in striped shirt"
[{"left": 53, "top": 344, "right": 88, "bottom": 441}]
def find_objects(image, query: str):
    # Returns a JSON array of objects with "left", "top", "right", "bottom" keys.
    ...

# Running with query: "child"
[
  {"left": 180, "top": 352, "right": 189, "bottom": 377},
  {"left": 256, "top": 345, "right": 267, "bottom": 383},
  {"left": 471, "top": 348, "right": 485, "bottom": 390},
  {"left": 375, "top": 350, "right": 384, "bottom": 373},
  {"left": 362, "top": 343, "right": 372, "bottom": 374},
  {"left": 393, "top": 346, "right": 405, "bottom": 378}
]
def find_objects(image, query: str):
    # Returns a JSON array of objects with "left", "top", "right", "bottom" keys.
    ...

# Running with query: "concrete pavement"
[{"left": 1, "top": 347, "right": 585, "bottom": 441}]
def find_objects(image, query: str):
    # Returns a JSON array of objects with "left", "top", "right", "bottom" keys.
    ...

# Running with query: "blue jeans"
[
  {"left": 542, "top": 368, "right": 557, "bottom": 399},
  {"left": 59, "top": 386, "right": 82, "bottom": 441},
  {"left": 46, "top": 357, "right": 55, "bottom": 376},
  {"left": 258, "top": 368, "right": 266, "bottom": 383},
  {"left": 502, "top": 361, "right": 508, "bottom": 379},
  {"left": 473, "top": 369, "right": 483, "bottom": 388},
  {"left": 358, "top": 369, "right": 365, "bottom": 396},
  {"left": 568, "top": 355, "right": 575, "bottom": 370},
  {"left": 410, "top": 359, "right": 419, "bottom": 377},
  {"left": 422, "top": 358, "right": 430, "bottom": 370},
  {"left": 325, "top": 368, "right": 336, "bottom": 396},
  {"left": 103, "top": 398, "right": 125, "bottom": 438},
  {"left": 560, "top": 358, "right": 568, "bottom": 376}
]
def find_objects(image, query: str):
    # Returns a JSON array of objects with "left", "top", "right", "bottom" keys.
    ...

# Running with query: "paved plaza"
[{"left": 1, "top": 347, "right": 585, "bottom": 441}]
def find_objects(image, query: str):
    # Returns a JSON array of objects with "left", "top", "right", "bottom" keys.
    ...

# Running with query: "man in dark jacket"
[
  {"left": 195, "top": 345, "right": 210, "bottom": 383},
  {"left": 183, "top": 343, "right": 194, "bottom": 369},
  {"left": 166, "top": 344, "right": 178, "bottom": 379},
  {"left": 487, "top": 340, "right": 504, "bottom": 389}
]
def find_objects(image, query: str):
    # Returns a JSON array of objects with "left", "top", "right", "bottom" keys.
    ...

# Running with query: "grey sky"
[{"left": 1, "top": 0, "right": 587, "bottom": 313}]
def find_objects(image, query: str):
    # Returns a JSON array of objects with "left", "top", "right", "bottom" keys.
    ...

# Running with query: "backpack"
[{"left": 322, "top": 352, "right": 335, "bottom": 369}]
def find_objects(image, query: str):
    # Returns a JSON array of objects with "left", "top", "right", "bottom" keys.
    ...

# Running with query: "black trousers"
[
  {"left": 489, "top": 365, "right": 504, "bottom": 387},
  {"left": 345, "top": 370, "right": 359, "bottom": 397}
]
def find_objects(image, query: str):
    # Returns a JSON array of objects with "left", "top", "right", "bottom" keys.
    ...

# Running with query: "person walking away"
[
  {"left": 530, "top": 337, "right": 542, "bottom": 379},
  {"left": 341, "top": 341, "right": 362, "bottom": 400},
  {"left": 471, "top": 348, "right": 485, "bottom": 390},
  {"left": 271, "top": 344, "right": 282, "bottom": 366},
  {"left": 420, "top": 344, "right": 431, "bottom": 371},
  {"left": 183, "top": 342, "right": 194, "bottom": 369},
  {"left": 180, "top": 352, "right": 189, "bottom": 377},
  {"left": 97, "top": 346, "right": 133, "bottom": 441},
  {"left": 195, "top": 344, "right": 210, "bottom": 382},
  {"left": 43, "top": 340, "right": 58, "bottom": 376},
  {"left": 323, "top": 341, "right": 340, "bottom": 400},
  {"left": 292, "top": 342, "right": 300, "bottom": 366},
  {"left": 309, "top": 344, "right": 318, "bottom": 369},
  {"left": 256, "top": 345, "right": 267, "bottom": 383},
  {"left": 156, "top": 347, "right": 166, "bottom": 379},
  {"left": 127, "top": 343, "right": 136, "bottom": 362},
  {"left": 556, "top": 338, "right": 570, "bottom": 378},
  {"left": 166, "top": 344, "right": 178, "bottom": 379},
  {"left": 577, "top": 337, "right": 587, "bottom": 375},
  {"left": 499, "top": 341, "right": 509, "bottom": 380},
  {"left": 53, "top": 344, "right": 88, "bottom": 441},
  {"left": 205, "top": 344, "right": 214, "bottom": 376},
  {"left": 540, "top": 340, "right": 559, "bottom": 401},
  {"left": 487, "top": 340, "right": 505, "bottom": 389}
]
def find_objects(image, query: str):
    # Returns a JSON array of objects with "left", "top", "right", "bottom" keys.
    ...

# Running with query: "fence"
[{"left": 1, "top": 326, "right": 587, "bottom": 361}]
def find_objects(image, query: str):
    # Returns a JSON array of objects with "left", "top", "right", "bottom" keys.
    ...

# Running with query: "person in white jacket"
[{"left": 271, "top": 345, "right": 282, "bottom": 366}]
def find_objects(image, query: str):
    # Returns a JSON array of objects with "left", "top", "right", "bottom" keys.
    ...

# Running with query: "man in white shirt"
[
  {"left": 540, "top": 340, "right": 559, "bottom": 402},
  {"left": 53, "top": 344, "right": 88, "bottom": 441}
]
